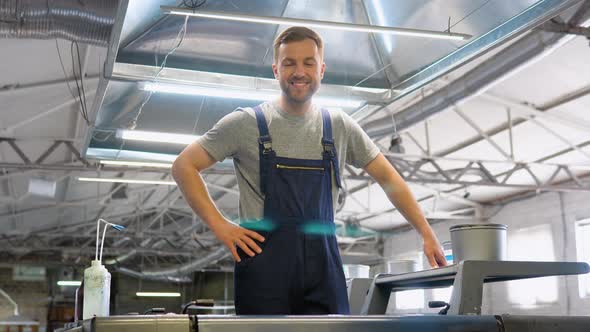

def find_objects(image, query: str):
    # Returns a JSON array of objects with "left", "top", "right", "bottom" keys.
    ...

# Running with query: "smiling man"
[{"left": 172, "top": 26, "right": 447, "bottom": 315}]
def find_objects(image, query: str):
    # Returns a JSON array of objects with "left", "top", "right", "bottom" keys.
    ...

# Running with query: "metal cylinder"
[
  {"left": 386, "top": 260, "right": 418, "bottom": 274},
  {"left": 450, "top": 224, "right": 507, "bottom": 262}
]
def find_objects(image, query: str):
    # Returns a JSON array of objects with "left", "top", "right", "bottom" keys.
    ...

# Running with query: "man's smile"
[{"left": 289, "top": 79, "right": 310, "bottom": 88}]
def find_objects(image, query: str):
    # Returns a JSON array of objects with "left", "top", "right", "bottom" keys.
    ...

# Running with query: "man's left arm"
[{"left": 363, "top": 153, "right": 447, "bottom": 268}]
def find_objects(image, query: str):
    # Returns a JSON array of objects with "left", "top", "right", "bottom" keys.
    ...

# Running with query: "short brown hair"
[{"left": 273, "top": 26, "right": 324, "bottom": 63}]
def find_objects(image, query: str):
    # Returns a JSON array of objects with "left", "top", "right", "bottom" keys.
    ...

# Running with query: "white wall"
[{"left": 382, "top": 191, "right": 590, "bottom": 316}]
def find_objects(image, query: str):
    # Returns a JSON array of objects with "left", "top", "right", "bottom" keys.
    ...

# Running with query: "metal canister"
[{"left": 450, "top": 224, "right": 507, "bottom": 262}]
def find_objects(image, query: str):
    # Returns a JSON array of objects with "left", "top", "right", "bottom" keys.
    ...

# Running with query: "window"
[
  {"left": 396, "top": 289, "right": 425, "bottom": 310},
  {"left": 394, "top": 252, "right": 424, "bottom": 310},
  {"left": 432, "top": 286, "right": 453, "bottom": 303},
  {"left": 575, "top": 219, "right": 590, "bottom": 298},
  {"left": 507, "top": 224, "right": 558, "bottom": 307}
]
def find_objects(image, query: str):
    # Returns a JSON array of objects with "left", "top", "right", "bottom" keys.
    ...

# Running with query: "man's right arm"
[{"left": 172, "top": 142, "right": 264, "bottom": 262}]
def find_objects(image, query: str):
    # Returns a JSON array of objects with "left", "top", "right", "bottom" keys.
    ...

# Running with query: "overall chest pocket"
[
  {"left": 267, "top": 163, "right": 328, "bottom": 218},
  {"left": 275, "top": 164, "right": 324, "bottom": 172}
]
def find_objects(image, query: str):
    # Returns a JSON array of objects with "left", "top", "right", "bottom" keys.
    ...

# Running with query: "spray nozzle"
[
  {"left": 95, "top": 218, "right": 126, "bottom": 263},
  {"left": 110, "top": 224, "right": 125, "bottom": 231}
]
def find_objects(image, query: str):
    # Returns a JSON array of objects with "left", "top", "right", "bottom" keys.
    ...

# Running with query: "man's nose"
[{"left": 293, "top": 63, "right": 306, "bottom": 76}]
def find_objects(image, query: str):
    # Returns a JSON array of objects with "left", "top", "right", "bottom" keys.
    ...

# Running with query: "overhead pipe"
[
  {"left": 114, "top": 246, "right": 229, "bottom": 281},
  {"left": 140, "top": 246, "right": 229, "bottom": 277},
  {"left": 115, "top": 267, "right": 192, "bottom": 283},
  {"left": 0, "top": 0, "right": 117, "bottom": 46},
  {"left": 104, "top": 249, "right": 137, "bottom": 265},
  {"left": 363, "top": 0, "right": 590, "bottom": 139}
]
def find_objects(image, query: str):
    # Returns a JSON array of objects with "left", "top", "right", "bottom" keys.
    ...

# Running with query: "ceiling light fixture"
[
  {"left": 99, "top": 160, "right": 173, "bottom": 168},
  {"left": 78, "top": 177, "right": 176, "bottom": 186},
  {"left": 78, "top": 177, "right": 239, "bottom": 196},
  {"left": 117, "top": 129, "right": 200, "bottom": 145},
  {"left": 140, "top": 82, "right": 364, "bottom": 108},
  {"left": 136, "top": 292, "right": 181, "bottom": 297},
  {"left": 57, "top": 281, "right": 82, "bottom": 287},
  {"left": 161, "top": 7, "right": 471, "bottom": 41}
]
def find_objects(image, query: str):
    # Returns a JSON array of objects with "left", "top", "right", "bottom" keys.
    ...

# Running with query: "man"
[{"left": 172, "top": 26, "right": 447, "bottom": 315}]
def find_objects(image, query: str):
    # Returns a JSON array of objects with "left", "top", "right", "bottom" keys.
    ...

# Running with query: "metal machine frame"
[{"left": 360, "top": 260, "right": 590, "bottom": 315}]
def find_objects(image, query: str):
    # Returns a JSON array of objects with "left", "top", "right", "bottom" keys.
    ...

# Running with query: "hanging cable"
[
  {"left": 132, "top": 0, "right": 207, "bottom": 129},
  {"left": 181, "top": 0, "right": 207, "bottom": 8},
  {"left": 55, "top": 39, "right": 90, "bottom": 125},
  {"left": 127, "top": 15, "right": 190, "bottom": 131},
  {"left": 70, "top": 40, "right": 90, "bottom": 125},
  {"left": 114, "top": 15, "right": 190, "bottom": 158}
]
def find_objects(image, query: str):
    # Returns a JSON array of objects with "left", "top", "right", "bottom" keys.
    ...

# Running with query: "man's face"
[{"left": 272, "top": 39, "right": 325, "bottom": 104}]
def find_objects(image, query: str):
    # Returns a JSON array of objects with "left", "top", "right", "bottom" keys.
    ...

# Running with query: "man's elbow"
[{"left": 172, "top": 156, "right": 195, "bottom": 183}]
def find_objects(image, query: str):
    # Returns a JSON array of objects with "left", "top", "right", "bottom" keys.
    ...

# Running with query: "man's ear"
[
  {"left": 320, "top": 62, "right": 326, "bottom": 79},
  {"left": 272, "top": 63, "right": 279, "bottom": 79}
]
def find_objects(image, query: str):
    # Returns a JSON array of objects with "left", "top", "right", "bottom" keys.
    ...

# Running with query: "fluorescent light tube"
[
  {"left": 191, "top": 305, "right": 235, "bottom": 310},
  {"left": 140, "top": 82, "right": 364, "bottom": 108},
  {"left": 78, "top": 177, "right": 176, "bottom": 186},
  {"left": 100, "top": 160, "right": 173, "bottom": 168},
  {"left": 117, "top": 129, "right": 199, "bottom": 145},
  {"left": 136, "top": 292, "right": 181, "bottom": 297},
  {"left": 142, "top": 82, "right": 276, "bottom": 102},
  {"left": 161, "top": 7, "right": 471, "bottom": 41},
  {"left": 57, "top": 281, "right": 82, "bottom": 287}
]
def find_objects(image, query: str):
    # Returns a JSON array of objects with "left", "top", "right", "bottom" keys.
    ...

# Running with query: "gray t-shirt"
[{"left": 198, "top": 101, "right": 380, "bottom": 222}]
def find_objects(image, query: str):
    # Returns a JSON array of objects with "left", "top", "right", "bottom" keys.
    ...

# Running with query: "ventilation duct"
[
  {"left": 104, "top": 249, "right": 137, "bottom": 265},
  {"left": 116, "top": 267, "right": 193, "bottom": 283},
  {"left": 140, "top": 246, "right": 229, "bottom": 277},
  {"left": 0, "top": 0, "right": 118, "bottom": 46},
  {"left": 114, "top": 246, "right": 229, "bottom": 281},
  {"left": 363, "top": 1, "right": 590, "bottom": 139}
]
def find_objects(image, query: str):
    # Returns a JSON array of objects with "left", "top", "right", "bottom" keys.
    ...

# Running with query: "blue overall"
[{"left": 233, "top": 105, "right": 350, "bottom": 315}]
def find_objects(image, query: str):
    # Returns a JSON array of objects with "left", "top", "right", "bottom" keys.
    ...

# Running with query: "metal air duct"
[
  {"left": 114, "top": 246, "right": 229, "bottom": 281},
  {"left": 0, "top": 0, "right": 117, "bottom": 46}
]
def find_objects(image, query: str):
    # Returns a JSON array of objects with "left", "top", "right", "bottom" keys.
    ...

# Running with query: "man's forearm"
[
  {"left": 172, "top": 162, "right": 226, "bottom": 230},
  {"left": 383, "top": 181, "right": 436, "bottom": 240}
]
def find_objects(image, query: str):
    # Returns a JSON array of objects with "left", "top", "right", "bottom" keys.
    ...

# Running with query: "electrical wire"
[
  {"left": 113, "top": 15, "right": 190, "bottom": 159},
  {"left": 55, "top": 39, "right": 90, "bottom": 125},
  {"left": 181, "top": 0, "right": 207, "bottom": 9},
  {"left": 115, "top": 0, "right": 205, "bottom": 157},
  {"left": 70, "top": 40, "right": 91, "bottom": 125},
  {"left": 142, "top": 0, "right": 207, "bottom": 128},
  {"left": 71, "top": 40, "right": 90, "bottom": 123},
  {"left": 55, "top": 39, "right": 78, "bottom": 99},
  {"left": 91, "top": 128, "right": 117, "bottom": 142},
  {"left": 128, "top": 15, "right": 190, "bottom": 131}
]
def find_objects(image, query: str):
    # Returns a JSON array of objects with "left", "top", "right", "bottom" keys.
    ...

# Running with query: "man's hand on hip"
[{"left": 211, "top": 219, "right": 265, "bottom": 262}]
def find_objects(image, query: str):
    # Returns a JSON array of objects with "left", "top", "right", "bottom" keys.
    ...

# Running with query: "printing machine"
[{"left": 59, "top": 260, "right": 590, "bottom": 332}]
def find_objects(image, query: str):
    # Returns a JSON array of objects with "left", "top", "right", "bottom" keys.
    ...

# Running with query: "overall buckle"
[
  {"left": 259, "top": 136, "right": 273, "bottom": 154},
  {"left": 322, "top": 140, "right": 335, "bottom": 156}
]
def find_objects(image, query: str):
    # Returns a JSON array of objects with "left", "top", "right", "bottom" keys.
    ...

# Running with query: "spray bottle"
[{"left": 83, "top": 219, "right": 125, "bottom": 320}]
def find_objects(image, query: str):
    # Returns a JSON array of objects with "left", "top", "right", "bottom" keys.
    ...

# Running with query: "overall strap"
[
  {"left": 253, "top": 105, "right": 273, "bottom": 194},
  {"left": 321, "top": 109, "right": 342, "bottom": 188}
]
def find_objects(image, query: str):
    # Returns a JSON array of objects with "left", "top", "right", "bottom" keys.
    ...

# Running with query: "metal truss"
[
  {"left": 0, "top": 206, "right": 218, "bottom": 267},
  {"left": 379, "top": 152, "right": 590, "bottom": 192},
  {"left": 0, "top": 137, "right": 233, "bottom": 174},
  {"left": 379, "top": 92, "right": 590, "bottom": 192}
]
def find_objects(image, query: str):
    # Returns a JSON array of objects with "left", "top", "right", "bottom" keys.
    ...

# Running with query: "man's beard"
[{"left": 279, "top": 78, "right": 318, "bottom": 104}]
